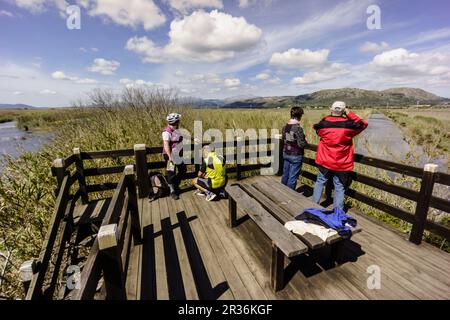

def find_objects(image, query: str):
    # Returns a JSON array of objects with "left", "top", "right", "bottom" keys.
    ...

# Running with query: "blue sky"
[{"left": 1, "top": 0, "right": 450, "bottom": 107}]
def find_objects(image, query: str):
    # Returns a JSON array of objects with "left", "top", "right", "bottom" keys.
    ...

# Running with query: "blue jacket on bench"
[{"left": 295, "top": 208, "right": 357, "bottom": 239}]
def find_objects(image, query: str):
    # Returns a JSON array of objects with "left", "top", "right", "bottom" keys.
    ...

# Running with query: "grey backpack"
[{"left": 150, "top": 173, "right": 170, "bottom": 199}]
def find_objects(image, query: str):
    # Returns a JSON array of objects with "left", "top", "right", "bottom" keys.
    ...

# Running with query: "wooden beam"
[
  {"left": 134, "top": 144, "right": 149, "bottom": 198},
  {"left": 98, "top": 224, "right": 127, "bottom": 300},
  {"left": 270, "top": 242, "right": 284, "bottom": 292},
  {"left": 73, "top": 147, "right": 88, "bottom": 204},
  {"left": 410, "top": 163, "right": 438, "bottom": 244}
]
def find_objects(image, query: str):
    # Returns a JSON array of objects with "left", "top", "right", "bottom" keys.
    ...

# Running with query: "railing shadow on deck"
[{"left": 141, "top": 209, "right": 229, "bottom": 300}]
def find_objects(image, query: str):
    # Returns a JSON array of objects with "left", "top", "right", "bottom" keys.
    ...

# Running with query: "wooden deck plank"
[
  {"left": 188, "top": 195, "right": 267, "bottom": 299},
  {"left": 151, "top": 198, "right": 169, "bottom": 300},
  {"left": 140, "top": 198, "right": 156, "bottom": 300},
  {"left": 177, "top": 193, "right": 234, "bottom": 300},
  {"left": 166, "top": 196, "right": 199, "bottom": 300},
  {"left": 183, "top": 194, "right": 253, "bottom": 299}
]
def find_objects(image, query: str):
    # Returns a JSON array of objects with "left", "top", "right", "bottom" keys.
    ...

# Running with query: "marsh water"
[
  {"left": 0, "top": 121, "right": 51, "bottom": 169},
  {"left": 356, "top": 113, "right": 448, "bottom": 172}
]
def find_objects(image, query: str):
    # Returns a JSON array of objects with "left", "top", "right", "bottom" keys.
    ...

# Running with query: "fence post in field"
[
  {"left": 409, "top": 163, "right": 438, "bottom": 245},
  {"left": 73, "top": 147, "right": 89, "bottom": 204},
  {"left": 98, "top": 223, "right": 126, "bottom": 300},
  {"left": 124, "top": 165, "right": 142, "bottom": 244},
  {"left": 274, "top": 134, "right": 284, "bottom": 176},
  {"left": 51, "top": 158, "right": 66, "bottom": 196},
  {"left": 19, "top": 259, "right": 37, "bottom": 297},
  {"left": 134, "top": 144, "right": 149, "bottom": 198}
]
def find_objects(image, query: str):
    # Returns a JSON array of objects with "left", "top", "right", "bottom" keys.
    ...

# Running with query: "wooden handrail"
[
  {"left": 25, "top": 173, "right": 74, "bottom": 299},
  {"left": 71, "top": 166, "right": 141, "bottom": 300}
]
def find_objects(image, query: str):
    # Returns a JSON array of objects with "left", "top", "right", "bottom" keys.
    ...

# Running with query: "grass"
[
  {"left": 0, "top": 88, "right": 447, "bottom": 298},
  {"left": 383, "top": 108, "right": 450, "bottom": 162}
]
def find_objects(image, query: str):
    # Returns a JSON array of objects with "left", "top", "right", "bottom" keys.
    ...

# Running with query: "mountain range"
[
  {"left": 219, "top": 88, "right": 450, "bottom": 108},
  {"left": 0, "top": 103, "right": 37, "bottom": 109}
]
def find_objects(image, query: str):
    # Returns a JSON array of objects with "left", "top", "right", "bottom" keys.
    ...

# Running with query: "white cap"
[{"left": 330, "top": 101, "right": 346, "bottom": 115}]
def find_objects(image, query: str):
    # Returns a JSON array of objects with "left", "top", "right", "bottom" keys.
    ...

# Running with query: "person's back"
[
  {"left": 312, "top": 101, "right": 368, "bottom": 210},
  {"left": 313, "top": 106, "right": 368, "bottom": 171},
  {"left": 281, "top": 106, "right": 307, "bottom": 190},
  {"left": 204, "top": 151, "right": 226, "bottom": 189}
]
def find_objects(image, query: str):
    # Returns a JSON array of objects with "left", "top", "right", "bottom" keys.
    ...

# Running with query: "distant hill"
[
  {"left": 0, "top": 103, "right": 37, "bottom": 109},
  {"left": 223, "top": 88, "right": 450, "bottom": 108}
]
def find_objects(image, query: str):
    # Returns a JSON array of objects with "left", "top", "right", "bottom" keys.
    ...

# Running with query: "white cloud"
[
  {"left": 291, "top": 63, "right": 350, "bottom": 85},
  {"left": 224, "top": 78, "right": 241, "bottom": 88},
  {"left": 51, "top": 70, "right": 75, "bottom": 81},
  {"left": 87, "top": 58, "right": 120, "bottom": 75},
  {"left": 359, "top": 41, "right": 389, "bottom": 53},
  {"left": 174, "top": 70, "right": 185, "bottom": 77},
  {"left": 406, "top": 28, "right": 450, "bottom": 46},
  {"left": 0, "top": 10, "right": 14, "bottom": 17},
  {"left": 13, "top": 91, "right": 23, "bottom": 95},
  {"left": 253, "top": 71, "right": 271, "bottom": 81},
  {"left": 270, "top": 48, "right": 329, "bottom": 69},
  {"left": 78, "top": 0, "right": 166, "bottom": 30},
  {"left": 13, "top": 0, "right": 46, "bottom": 13},
  {"left": 40, "top": 89, "right": 57, "bottom": 95},
  {"left": 119, "top": 78, "right": 152, "bottom": 88},
  {"left": 91, "top": 47, "right": 99, "bottom": 52},
  {"left": 238, "top": 0, "right": 250, "bottom": 7},
  {"left": 12, "top": 0, "right": 67, "bottom": 15},
  {"left": 166, "top": 0, "right": 223, "bottom": 13},
  {"left": 251, "top": 70, "right": 281, "bottom": 85},
  {"left": 126, "top": 10, "right": 263, "bottom": 63},
  {"left": 371, "top": 48, "right": 450, "bottom": 77},
  {"left": 238, "top": 0, "right": 272, "bottom": 8},
  {"left": 266, "top": 77, "right": 281, "bottom": 85},
  {"left": 51, "top": 70, "right": 98, "bottom": 84}
]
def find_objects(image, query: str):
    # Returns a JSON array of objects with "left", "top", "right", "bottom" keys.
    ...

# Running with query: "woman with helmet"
[{"left": 162, "top": 112, "right": 186, "bottom": 200}]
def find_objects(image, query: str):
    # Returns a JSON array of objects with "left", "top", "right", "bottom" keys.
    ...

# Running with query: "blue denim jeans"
[
  {"left": 312, "top": 169, "right": 346, "bottom": 210},
  {"left": 281, "top": 153, "right": 303, "bottom": 190}
]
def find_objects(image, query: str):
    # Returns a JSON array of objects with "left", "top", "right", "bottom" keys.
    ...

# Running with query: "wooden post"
[
  {"left": 273, "top": 134, "right": 284, "bottom": 176},
  {"left": 134, "top": 144, "right": 149, "bottom": 198},
  {"left": 228, "top": 196, "right": 237, "bottom": 228},
  {"left": 98, "top": 224, "right": 127, "bottom": 300},
  {"left": 270, "top": 241, "right": 284, "bottom": 292},
  {"left": 73, "top": 148, "right": 89, "bottom": 204},
  {"left": 124, "top": 165, "right": 142, "bottom": 244},
  {"left": 236, "top": 137, "right": 243, "bottom": 180},
  {"left": 19, "top": 259, "right": 37, "bottom": 297},
  {"left": 331, "top": 240, "right": 346, "bottom": 265},
  {"left": 52, "top": 158, "right": 66, "bottom": 196},
  {"left": 409, "top": 163, "right": 438, "bottom": 245}
]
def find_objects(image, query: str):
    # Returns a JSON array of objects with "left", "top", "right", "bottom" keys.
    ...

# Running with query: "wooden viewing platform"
[{"left": 21, "top": 139, "right": 450, "bottom": 300}]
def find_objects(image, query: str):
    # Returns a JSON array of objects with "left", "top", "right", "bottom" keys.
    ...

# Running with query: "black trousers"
[{"left": 163, "top": 154, "right": 187, "bottom": 191}]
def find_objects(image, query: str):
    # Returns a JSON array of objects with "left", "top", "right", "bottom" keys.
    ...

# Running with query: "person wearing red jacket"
[{"left": 312, "top": 101, "right": 368, "bottom": 210}]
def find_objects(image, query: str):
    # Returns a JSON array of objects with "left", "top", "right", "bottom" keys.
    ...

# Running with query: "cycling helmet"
[{"left": 166, "top": 113, "right": 181, "bottom": 124}]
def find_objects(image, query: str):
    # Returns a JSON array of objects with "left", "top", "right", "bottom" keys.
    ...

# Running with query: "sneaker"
[
  {"left": 194, "top": 190, "right": 206, "bottom": 197},
  {"left": 170, "top": 192, "right": 179, "bottom": 200},
  {"left": 205, "top": 191, "right": 217, "bottom": 202}
]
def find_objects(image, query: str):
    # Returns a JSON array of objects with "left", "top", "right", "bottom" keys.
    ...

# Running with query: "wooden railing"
[
  {"left": 52, "top": 139, "right": 450, "bottom": 246},
  {"left": 24, "top": 160, "right": 82, "bottom": 299},
  {"left": 70, "top": 165, "right": 141, "bottom": 300},
  {"left": 22, "top": 137, "right": 450, "bottom": 299}
]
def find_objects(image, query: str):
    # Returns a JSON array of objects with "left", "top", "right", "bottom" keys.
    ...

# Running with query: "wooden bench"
[
  {"left": 225, "top": 185, "right": 308, "bottom": 291},
  {"left": 225, "top": 181, "right": 362, "bottom": 292}
]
